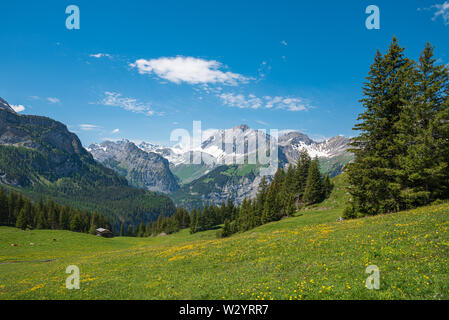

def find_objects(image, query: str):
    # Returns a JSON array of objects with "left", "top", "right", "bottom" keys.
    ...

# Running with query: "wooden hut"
[{"left": 95, "top": 228, "right": 114, "bottom": 238}]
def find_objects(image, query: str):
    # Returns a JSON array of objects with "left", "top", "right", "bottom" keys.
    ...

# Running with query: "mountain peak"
[
  {"left": 0, "top": 97, "right": 16, "bottom": 113},
  {"left": 234, "top": 124, "right": 250, "bottom": 132}
]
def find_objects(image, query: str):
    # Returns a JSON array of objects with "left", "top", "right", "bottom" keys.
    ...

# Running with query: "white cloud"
[
  {"left": 79, "top": 124, "right": 101, "bottom": 131},
  {"left": 47, "top": 97, "right": 60, "bottom": 104},
  {"left": 420, "top": 2, "right": 449, "bottom": 25},
  {"left": 99, "top": 91, "right": 155, "bottom": 116},
  {"left": 130, "top": 56, "right": 249, "bottom": 85},
  {"left": 218, "top": 93, "right": 263, "bottom": 109},
  {"left": 11, "top": 104, "right": 25, "bottom": 112},
  {"left": 432, "top": 1, "right": 449, "bottom": 24},
  {"left": 255, "top": 120, "right": 269, "bottom": 126},
  {"left": 90, "top": 53, "right": 112, "bottom": 58},
  {"left": 219, "top": 93, "right": 312, "bottom": 112},
  {"left": 111, "top": 128, "right": 120, "bottom": 134}
]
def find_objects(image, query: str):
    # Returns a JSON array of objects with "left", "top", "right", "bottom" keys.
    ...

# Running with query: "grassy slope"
[
  {"left": 171, "top": 164, "right": 212, "bottom": 185},
  {"left": 1, "top": 198, "right": 448, "bottom": 300}
]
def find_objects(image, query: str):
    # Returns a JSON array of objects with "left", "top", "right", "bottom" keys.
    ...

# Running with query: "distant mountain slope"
[
  {"left": 170, "top": 164, "right": 264, "bottom": 209},
  {"left": 0, "top": 97, "right": 175, "bottom": 230},
  {"left": 87, "top": 140, "right": 179, "bottom": 193},
  {"left": 278, "top": 132, "right": 351, "bottom": 162}
]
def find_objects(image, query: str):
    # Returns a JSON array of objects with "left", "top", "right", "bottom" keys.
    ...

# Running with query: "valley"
[{"left": 1, "top": 199, "right": 448, "bottom": 299}]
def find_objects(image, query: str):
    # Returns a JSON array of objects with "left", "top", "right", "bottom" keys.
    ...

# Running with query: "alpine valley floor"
[{"left": 1, "top": 200, "right": 448, "bottom": 300}]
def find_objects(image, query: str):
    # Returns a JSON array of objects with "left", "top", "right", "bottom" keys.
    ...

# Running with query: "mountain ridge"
[{"left": 87, "top": 139, "right": 180, "bottom": 193}]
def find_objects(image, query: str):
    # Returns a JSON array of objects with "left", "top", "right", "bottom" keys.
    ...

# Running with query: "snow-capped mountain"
[
  {"left": 279, "top": 132, "right": 351, "bottom": 164},
  {"left": 135, "top": 125, "right": 351, "bottom": 168},
  {"left": 87, "top": 125, "right": 352, "bottom": 207}
]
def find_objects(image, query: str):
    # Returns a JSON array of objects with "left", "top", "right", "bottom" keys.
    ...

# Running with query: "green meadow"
[{"left": 1, "top": 197, "right": 448, "bottom": 300}]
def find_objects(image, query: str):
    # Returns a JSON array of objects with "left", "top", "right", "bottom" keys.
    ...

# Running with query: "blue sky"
[{"left": 1, "top": 0, "right": 448, "bottom": 146}]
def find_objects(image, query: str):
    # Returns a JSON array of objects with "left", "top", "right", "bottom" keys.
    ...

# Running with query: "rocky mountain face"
[
  {"left": 278, "top": 132, "right": 352, "bottom": 165},
  {"left": 0, "top": 97, "right": 16, "bottom": 113},
  {"left": 87, "top": 140, "right": 179, "bottom": 193},
  {"left": 0, "top": 98, "right": 118, "bottom": 187}
]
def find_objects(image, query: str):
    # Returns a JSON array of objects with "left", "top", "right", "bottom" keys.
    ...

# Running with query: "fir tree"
[
  {"left": 322, "top": 174, "right": 333, "bottom": 199},
  {"left": 346, "top": 37, "right": 415, "bottom": 216},
  {"left": 261, "top": 185, "right": 279, "bottom": 224},
  {"left": 397, "top": 42, "right": 449, "bottom": 207},
  {"left": 0, "top": 188, "right": 8, "bottom": 225},
  {"left": 126, "top": 225, "right": 132, "bottom": 237},
  {"left": 303, "top": 157, "right": 324, "bottom": 205},
  {"left": 295, "top": 149, "right": 311, "bottom": 203},
  {"left": 16, "top": 208, "right": 28, "bottom": 230},
  {"left": 286, "top": 193, "right": 296, "bottom": 217}
]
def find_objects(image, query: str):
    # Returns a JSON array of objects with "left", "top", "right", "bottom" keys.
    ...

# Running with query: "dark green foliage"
[
  {"left": 0, "top": 188, "right": 8, "bottom": 225},
  {"left": 0, "top": 112, "right": 176, "bottom": 231},
  {"left": 346, "top": 38, "right": 449, "bottom": 218},
  {"left": 126, "top": 225, "right": 132, "bottom": 237},
  {"left": 294, "top": 150, "right": 312, "bottom": 202},
  {"left": 303, "top": 157, "right": 324, "bottom": 205},
  {"left": 186, "top": 150, "right": 332, "bottom": 238},
  {"left": 0, "top": 187, "right": 107, "bottom": 233}
]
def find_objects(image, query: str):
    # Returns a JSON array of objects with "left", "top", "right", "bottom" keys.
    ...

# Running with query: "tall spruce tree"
[
  {"left": 303, "top": 157, "right": 324, "bottom": 205},
  {"left": 295, "top": 149, "right": 311, "bottom": 203},
  {"left": 346, "top": 37, "right": 415, "bottom": 216},
  {"left": 396, "top": 42, "right": 449, "bottom": 207},
  {"left": 16, "top": 207, "right": 28, "bottom": 230},
  {"left": 0, "top": 188, "right": 8, "bottom": 225}
]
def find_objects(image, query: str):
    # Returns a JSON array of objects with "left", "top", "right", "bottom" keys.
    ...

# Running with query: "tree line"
[
  {"left": 186, "top": 151, "right": 333, "bottom": 238},
  {"left": 2, "top": 149, "right": 332, "bottom": 238},
  {"left": 121, "top": 150, "right": 333, "bottom": 238},
  {"left": 0, "top": 188, "right": 111, "bottom": 233},
  {"left": 219, "top": 152, "right": 333, "bottom": 237},
  {"left": 119, "top": 207, "right": 190, "bottom": 237},
  {"left": 345, "top": 38, "right": 449, "bottom": 218}
]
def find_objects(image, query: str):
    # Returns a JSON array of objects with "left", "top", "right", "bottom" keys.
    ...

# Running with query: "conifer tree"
[
  {"left": 0, "top": 188, "right": 8, "bottom": 225},
  {"left": 190, "top": 209, "right": 198, "bottom": 234},
  {"left": 397, "top": 42, "right": 449, "bottom": 206},
  {"left": 346, "top": 37, "right": 415, "bottom": 216},
  {"left": 16, "top": 207, "right": 27, "bottom": 230},
  {"left": 222, "top": 219, "right": 232, "bottom": 238},
  {"left": 295, "top": 149, "right": 311, "bottom": 202},
  {"left": 37, "top": 209, "right": 48, "bottom": 229},
  {"left": 286, "top": 193, "right": 296, "bottom": 217},
  {"left": 261, "top": 185, "right": 279, "bottom": 223},
  {"left": 322, "top": 174, "right": 333, "bottom": 199},
  {"left": 255, "top": 176, "right": 268, "bottom": 221},
  {"left": 138, "top": 222, "right": 145, "bottom": 237},
  {"left": 303, "top": 157, "right": 324, "bottom": 205},
  {"left": 70, "top": 214, "right": 83, "bottom": 232}
]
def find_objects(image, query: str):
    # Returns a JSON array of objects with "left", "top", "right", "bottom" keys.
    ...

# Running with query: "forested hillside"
[{"left": 0, "top": 104, "right": 176, "bottom": 231}]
